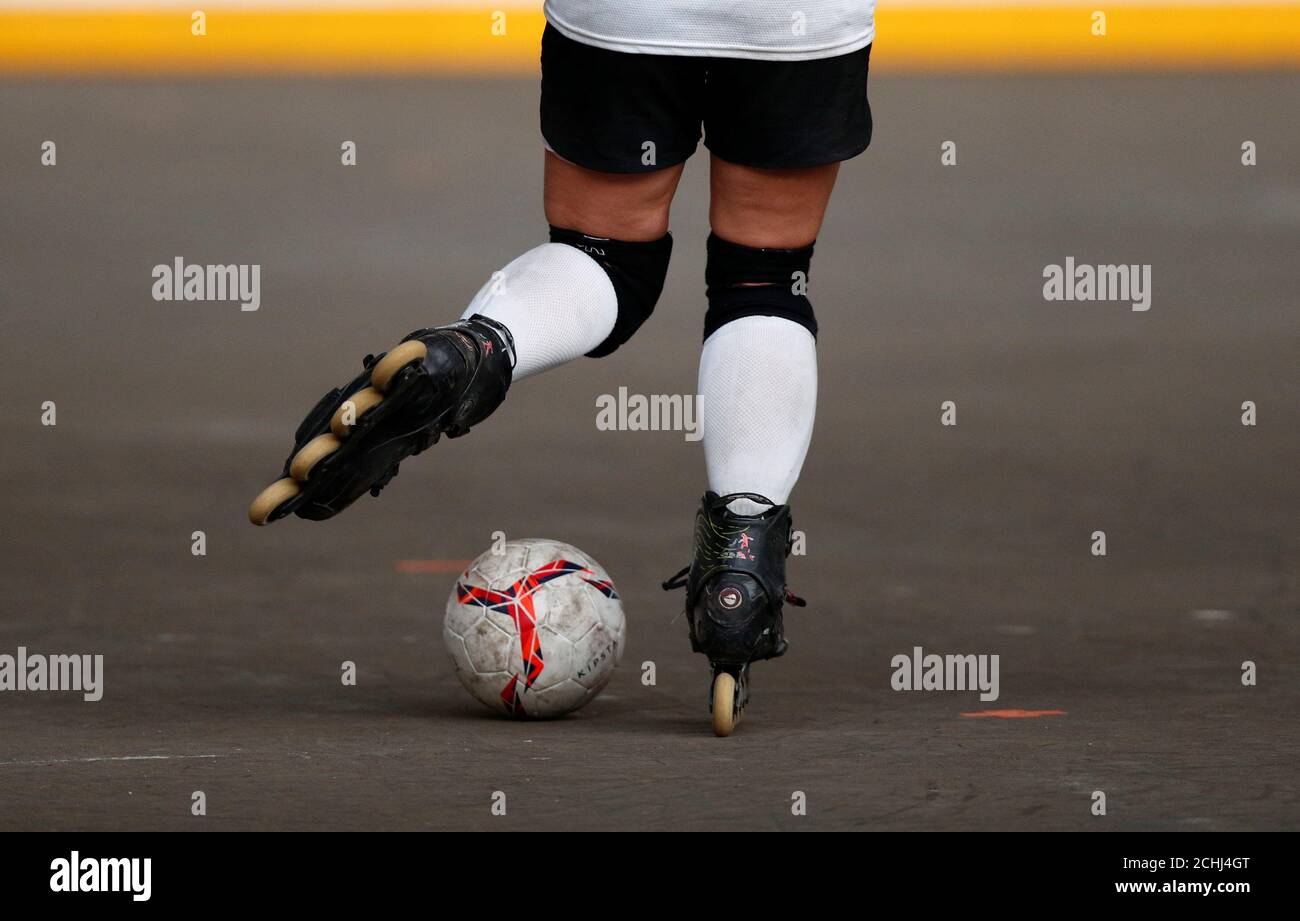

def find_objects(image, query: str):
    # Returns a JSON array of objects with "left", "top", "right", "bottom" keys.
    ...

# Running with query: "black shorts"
[{"left": 540, "top": 24, "right": 872, "bottom": 174}]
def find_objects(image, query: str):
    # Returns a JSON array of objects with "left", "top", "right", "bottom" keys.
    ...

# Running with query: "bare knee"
[
  {"left": 544, "top": 152, "right": 683, "bottom": 241},
  {"left": 709, "top": 156, "right": 840, "bottom": 248}
]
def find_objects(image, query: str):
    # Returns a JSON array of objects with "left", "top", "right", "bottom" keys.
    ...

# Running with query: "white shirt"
[{"left": 544, "top": 1, "right": 875, "bottom": 62}]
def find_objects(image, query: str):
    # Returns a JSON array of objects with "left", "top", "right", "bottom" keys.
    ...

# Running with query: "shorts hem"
[
  {"left": 704, "top": 137, "right": 872, "bottom": 170},
  {"left": 542, "top": 133, "right": 697, "bottom": 174}
]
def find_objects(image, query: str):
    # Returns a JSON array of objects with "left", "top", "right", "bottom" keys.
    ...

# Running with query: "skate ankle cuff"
[
  {"left": 713, "top": 491, "right": 778, "bottom": 516},
  {"left": 680, "top": 491, "right": 799, "bottom": 605},
  {"left": 465, "top": 313, "right": 517, "bottom": 371}
]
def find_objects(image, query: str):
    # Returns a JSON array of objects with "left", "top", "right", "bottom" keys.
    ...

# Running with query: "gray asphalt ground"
[{"left": 1, "top": 74, "right": 1297, "bottom": 831}]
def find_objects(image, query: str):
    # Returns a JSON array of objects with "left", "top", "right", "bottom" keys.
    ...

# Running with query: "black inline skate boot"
[
  {"left": 663, "top": 491, "right": 805, "bottom": 736},
  {"left": 248, "top": 314, "right": 515, "bottom": 525}
]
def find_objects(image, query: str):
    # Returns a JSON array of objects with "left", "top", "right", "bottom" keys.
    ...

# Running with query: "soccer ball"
[{"left": 444, "top": 538, "right": 625, "bottom": 718}]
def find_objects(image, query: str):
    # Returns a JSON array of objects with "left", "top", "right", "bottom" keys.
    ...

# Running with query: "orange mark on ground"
[
  {"left": 395, "top": 559, "right": 472, "bottom": 574},
  {"left": 961, "top": 709, "right": 1066, "bottom": 719}
]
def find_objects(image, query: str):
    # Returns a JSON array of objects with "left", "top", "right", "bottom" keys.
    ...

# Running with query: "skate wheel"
[
  {"left": 330, "top": 386, "right": 384, "bottom": 437},
  {"left": 371, "top": 340, "right": 427, "bottom": 393},
  {"left": 248, "top": 477, "right": 300, "bottom": 526},
  {"left": 289, "top": 433, "right": 342, "bottom": 481},
  {"left": 712, "top": 672, "right": 740, "bottom": 737}
]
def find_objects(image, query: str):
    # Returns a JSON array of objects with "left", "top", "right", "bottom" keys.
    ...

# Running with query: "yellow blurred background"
[{"left": 3, "top": 1, "right": 1299, "bottom": 75}]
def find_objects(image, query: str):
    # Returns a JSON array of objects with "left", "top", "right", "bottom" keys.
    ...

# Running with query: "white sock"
[
  {"left": 462, "top": 243, "right": 618, "bottom": 381},
  {"left": 699, "top": 315, "right": 817, "bottom": 515}
]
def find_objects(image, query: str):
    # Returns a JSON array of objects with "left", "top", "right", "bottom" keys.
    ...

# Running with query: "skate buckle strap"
[
  {"left": 368, "top": 462, "right": 401, "bottom": 498},
  {"left": 662, "top": 566, "right": 689, "bottom": 592},
  {"left": 665, "top": 567, "right": 803, "bottom": 603}
]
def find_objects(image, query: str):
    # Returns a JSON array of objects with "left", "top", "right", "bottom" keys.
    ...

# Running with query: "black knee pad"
[
  {"left": 703, "top": 232, "right": 817, "bottom": 340},
  {"left": 549, "top": 225, "right": 673, "bottom": 358}
]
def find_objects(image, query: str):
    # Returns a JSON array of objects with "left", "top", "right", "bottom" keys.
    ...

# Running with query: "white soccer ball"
[{"left": 444, "top": 538, "right": 626, "bottom": 718}]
